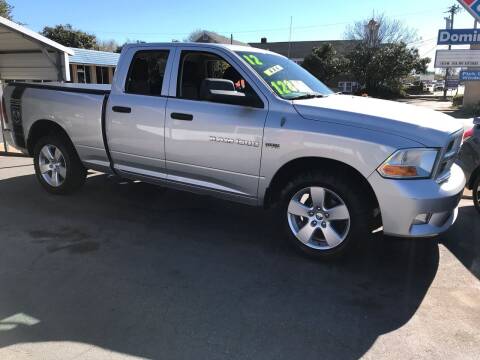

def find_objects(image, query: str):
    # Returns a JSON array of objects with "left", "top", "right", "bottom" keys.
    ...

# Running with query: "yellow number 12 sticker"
[{"left": 243, "top": 54, "right": 263, "bottom": 66}]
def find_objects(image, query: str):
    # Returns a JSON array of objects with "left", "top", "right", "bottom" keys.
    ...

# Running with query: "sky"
[{"left": 7, "top": 0, "right": 480, "bottom": 69}]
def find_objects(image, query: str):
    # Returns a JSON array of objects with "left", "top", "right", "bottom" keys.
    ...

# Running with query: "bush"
[
  {"left": 452, "top": 94, "right": 463, "bottom": 106},
  {"left": 354, "top": 85, "right": 406, "bottom": 99}
]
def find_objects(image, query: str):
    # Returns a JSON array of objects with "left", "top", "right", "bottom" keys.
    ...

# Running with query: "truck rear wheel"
[
  {"left": 279, "top": 171, "right": 370, "bottom": 260},
  {"left": 33, "top": 134, "right": 87, "bottom": 195}
]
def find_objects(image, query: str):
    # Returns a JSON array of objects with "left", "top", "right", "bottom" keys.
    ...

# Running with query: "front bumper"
[{"left": 368, "top": 163, "right": 465, "bottom": 238}]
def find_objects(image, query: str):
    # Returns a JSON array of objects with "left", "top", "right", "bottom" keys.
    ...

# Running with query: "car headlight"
[{"left": 378, "top": 148, "right": 439, "bottom": 179}]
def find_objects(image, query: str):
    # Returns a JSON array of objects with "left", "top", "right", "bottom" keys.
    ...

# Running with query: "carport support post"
[
  {"left": 40, "top": 48, "right": 64, "bottom": 81},
  {"left": 0, "top": 83, "right": 8, "bottom": 153},
  {"left": 1, "top": 115, "right": 7, "bottom": 153}
]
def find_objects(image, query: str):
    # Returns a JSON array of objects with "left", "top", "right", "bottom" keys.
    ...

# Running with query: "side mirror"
[{"left": 200, "top": 78, "right": 250, "bottom": 106}]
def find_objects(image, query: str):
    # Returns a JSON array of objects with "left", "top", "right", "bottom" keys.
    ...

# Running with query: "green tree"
[
  {"left": 0, "top": 0, "right": 13, "bottom": 20},
  {"left": 302, "top": 44, "right": 349, "bottom": 84},
  {"left": 347, "top": 42, "right": 430, "bottom": 96},
  {"left": 40, "top": 24, "right": 98, "bottom": 49}
]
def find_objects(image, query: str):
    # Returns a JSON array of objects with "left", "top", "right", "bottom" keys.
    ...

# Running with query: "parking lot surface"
[{"left": 0, "top": 156, "right": 479, "bottom": 360}]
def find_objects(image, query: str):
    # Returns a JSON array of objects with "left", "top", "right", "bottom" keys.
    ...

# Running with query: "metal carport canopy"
[{"left": 0, "top": 16, "right": 74, "bottom": 81}]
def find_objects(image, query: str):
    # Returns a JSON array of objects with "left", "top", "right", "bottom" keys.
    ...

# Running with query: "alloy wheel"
[
  {"left": 287, "top": 186, "right": 351, "bottom": 250},
  {"left": 38, "top": 144, "right": 67, "bottom": 187}
]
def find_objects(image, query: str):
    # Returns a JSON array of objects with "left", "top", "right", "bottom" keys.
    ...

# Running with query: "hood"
[{"left": 293, "top": 95, "right": 463, "bottom": 147}]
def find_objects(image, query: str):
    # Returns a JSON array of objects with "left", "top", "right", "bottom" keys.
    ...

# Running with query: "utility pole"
[
  {"left": 464, "top": 18, "right": 480, "bottom": 106},
  {"left": 443, "top": 4, "right": 461, "bottom": 99}
]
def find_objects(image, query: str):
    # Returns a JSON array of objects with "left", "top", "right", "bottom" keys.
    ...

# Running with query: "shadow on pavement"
[
  {"left": 439, "top": 205, "right": 480, "bottom": 279},
  {"left": 0, "top": 174, "right": 440, "bottom": 359}
]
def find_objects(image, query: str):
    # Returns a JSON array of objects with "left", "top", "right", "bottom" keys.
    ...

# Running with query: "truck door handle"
[
  {"left": 171, "top": 112, "right": 193, "bottom": 121},
  {"left": 112, "top": 106, "right": 131, "bottom": 113}
]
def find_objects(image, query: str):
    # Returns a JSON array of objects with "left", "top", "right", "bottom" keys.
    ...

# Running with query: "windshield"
[{"left": 236, "top": 51, "right": 333, "bottom": 100}]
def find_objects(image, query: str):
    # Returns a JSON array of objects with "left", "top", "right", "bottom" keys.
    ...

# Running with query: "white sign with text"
[{"left": 434, "top": 49, "right": 480, "bottom": 68}]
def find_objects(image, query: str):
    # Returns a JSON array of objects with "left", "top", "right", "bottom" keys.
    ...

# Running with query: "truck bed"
[{"left": 3, "top": 81, "right": 112, "bottom": 172}]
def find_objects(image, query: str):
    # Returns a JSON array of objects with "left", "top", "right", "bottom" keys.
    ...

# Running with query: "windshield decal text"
[
  {"left": 243, "top": 54, "right": 263, "bottom": 66},
  {"left": 264, "top": 65, "right": 283, "bottom": 77},
  {"left": 271, "top": 80, "right": 298, "bottom": 95}
]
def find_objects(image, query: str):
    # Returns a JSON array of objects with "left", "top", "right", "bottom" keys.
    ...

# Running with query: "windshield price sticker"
[
  {"left": 271, "top": 80, "right": 299, "bottom": 95},
  {"left": 271, "top": 80, "right": 314, "bottom": 95},
  {"left": 264, "top": 65, "right": 284, "bottom": 76},
  {"left": 290, "top": 80, "right": 313, "bottom": 93},
  {"left": 243, "top": 54, "right": 263, "bottom": 66}
]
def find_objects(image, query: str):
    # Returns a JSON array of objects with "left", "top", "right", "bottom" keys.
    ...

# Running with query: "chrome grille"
[{"left": 435, "top": 130, "right": 463, "bottom": 182}]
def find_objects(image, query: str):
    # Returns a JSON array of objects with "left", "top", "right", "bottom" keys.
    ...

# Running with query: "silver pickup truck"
[{"left": 1, "top": 43, "right": 466, "bottom": 259}]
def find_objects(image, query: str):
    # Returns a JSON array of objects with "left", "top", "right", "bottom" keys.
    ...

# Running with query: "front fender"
[{"left": 258, "top": 111, "right": 422, "bottom": 204}]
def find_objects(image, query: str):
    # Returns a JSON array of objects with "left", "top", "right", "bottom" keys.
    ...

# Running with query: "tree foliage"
[
  {"left": 302, "top": 44, "right": 349, "bottom": 83},
  {"left": 0, "top": 0, "right": 13, "bottom": 20},
  {"left": 97, "top": 39, "right": 120, "bottom": 52},
  {"left": 184, "top": 29, "right": 225, "bottom": 42},
  {"left": 345, "top": 13, "right": 419, "bottom": 45},
  {"left": 302, "top": 41, "right": 430, "bottom": 97},
  {"left": 185, "top": 29, "right": 205, "bottom": 42},
  {"left": 115, "top": 40, "right": 146, "bottom": 53},
  {"left": 346, "top": 42, "right": 430, "bottom": 95},
  {"left": 41, "top": 24, "right": 98, "bottom": 49}
]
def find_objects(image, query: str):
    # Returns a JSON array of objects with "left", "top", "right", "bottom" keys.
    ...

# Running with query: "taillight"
[
  {"left": 463, "top": 127, "right": 473, "bottom": 141},
  {"left": 1, "top": 95, "right": 8, "bottom": 125}
]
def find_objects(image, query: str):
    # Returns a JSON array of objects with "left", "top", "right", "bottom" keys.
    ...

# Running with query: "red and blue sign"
[{"left": 458, "top": 0, "right": 480, "bottom": 22}]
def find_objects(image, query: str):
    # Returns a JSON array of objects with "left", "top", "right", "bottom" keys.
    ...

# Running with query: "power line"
[{"left": 408, "top": 37, "right": 436, "bottom": 45}]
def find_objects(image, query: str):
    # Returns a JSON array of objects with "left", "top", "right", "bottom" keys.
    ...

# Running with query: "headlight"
[{"left": 378, "top": 148, "right": 439, "bottom": 179}]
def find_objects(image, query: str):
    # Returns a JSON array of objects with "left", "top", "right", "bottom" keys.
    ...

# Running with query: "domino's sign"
[
  {"left": 438, "top": 29, "right": 480, "bottom": 45},
  {"left": 458, "top": 0, "right": 480, "bottom": 22}
]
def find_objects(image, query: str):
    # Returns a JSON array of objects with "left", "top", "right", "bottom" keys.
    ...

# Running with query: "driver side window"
[{"left": 177, "top": 50, "right": 259, "bottom": 106}]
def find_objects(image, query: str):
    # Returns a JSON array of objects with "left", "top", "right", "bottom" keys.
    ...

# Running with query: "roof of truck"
[{"left": 121, "top": 42, "right": 274, "bottom": 54}]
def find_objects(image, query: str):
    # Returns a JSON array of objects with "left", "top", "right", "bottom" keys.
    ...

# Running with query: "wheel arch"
[
  {"left": 264, "top": 157, "right": 380, "bottom": 219},
  {"left": 468, "top": 166, "right": 480, "bottom": 190},
  {"left": 27, "top": 120, "right": 74, "bottom": 156}
]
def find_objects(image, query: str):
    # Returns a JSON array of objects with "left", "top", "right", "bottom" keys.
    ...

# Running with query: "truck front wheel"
[
  {"left": 473, "top": 176, "right": 480, "bottom": 214},
  {"left": 280, "top": 171, "right": 370, "bottom": 259},
  {"left": 33, "top": 134, "right": 87, "bottom": 195}
]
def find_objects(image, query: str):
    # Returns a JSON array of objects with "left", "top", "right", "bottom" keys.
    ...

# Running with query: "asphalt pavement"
[{"left": 0, "top": 156, "right": 478, "bottom": 360}]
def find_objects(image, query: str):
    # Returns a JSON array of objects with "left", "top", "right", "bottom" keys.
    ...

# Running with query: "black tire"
[
  {"left": 473, "top": 176, "right": 480, "bottom": 214},
  {"left": 33, "top": 133, "right": 87, "bottom": 195},
  {"left": 278, "top": 170, "right": 371, "bottom": 260}
]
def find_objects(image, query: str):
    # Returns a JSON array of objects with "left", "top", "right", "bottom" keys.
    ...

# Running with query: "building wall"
[{"left": 69, "top": 63, "right": 115, "bottom": 84}]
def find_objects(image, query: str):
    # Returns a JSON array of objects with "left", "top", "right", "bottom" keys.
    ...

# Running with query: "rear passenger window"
[{"left": 125, "top": 50, "right": 169, "bottom": 96}]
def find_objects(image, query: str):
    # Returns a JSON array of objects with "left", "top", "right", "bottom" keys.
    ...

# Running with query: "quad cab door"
[
  {"left": 165, "top": 46, "right": 269, "bottom": 201},
  {"left": 106, "top": 46, "right": 175, "bottom": 178}
]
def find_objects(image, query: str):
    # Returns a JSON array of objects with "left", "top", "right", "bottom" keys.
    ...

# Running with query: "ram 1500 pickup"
[{"left": 1, "top": 43, "right": 466, "bottom": 259}]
